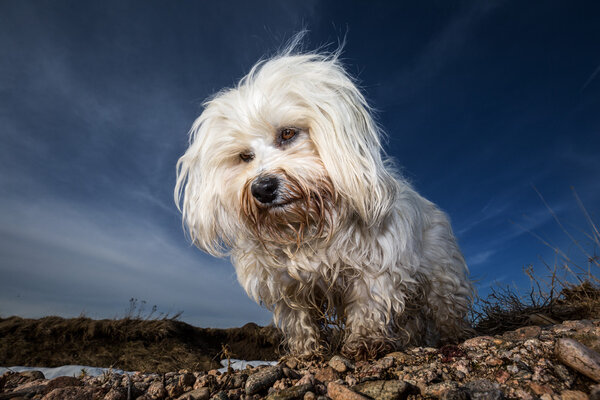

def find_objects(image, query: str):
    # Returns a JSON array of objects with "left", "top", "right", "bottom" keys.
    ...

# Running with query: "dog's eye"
[
  {"left": 280, "top": 128, "right": 297, "bottom": 142},
  {"left": 239, "top": 152, "right": 254, "bottom": 162}
]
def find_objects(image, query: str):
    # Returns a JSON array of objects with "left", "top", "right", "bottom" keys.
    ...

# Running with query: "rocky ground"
[{"left": 2, "top": 319, "right": 600, "bottom": 400}]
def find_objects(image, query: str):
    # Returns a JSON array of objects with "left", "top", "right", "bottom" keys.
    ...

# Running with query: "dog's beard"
[{"left": 240, "top": 169, "right": 336, "bottom": 247}]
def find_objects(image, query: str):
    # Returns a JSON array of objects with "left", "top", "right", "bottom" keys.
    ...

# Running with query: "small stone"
[
  {"left": 283, "top": 367, "right": 301, "bottom": 380},
  {"left": 495, "top": 370, "right": 510, "bottom": 384},
  {"left": 180, "top": 373, "right": 197, "bottom": 388},
  {"left": 266, "top": 383, "right": 313, "bottom": 400},
  {"left": 376, "top": 357, "right": 395, "bottom": 370},
  {"left": 304, "top": 392, "right": 316, "bottom": 400},
  {"left": 502, "top": 326, "right": 542, "bottom": 341},
  {"left": 176, "top": 388, "right": 210, "bottom": 400},
  {"left": 463, "top": 379, "right": 504, "bottom": 400},
  {"left": 147, "top": 381, "right": 167, "bottom": 399},
  {"left": 329, "top": 356, "right": 354, "bottom": 373},
  {"left": 167, "top": 382, "right": 184, "bottom": 398},
  {"left": 560, "top": 390, "right": 589, "bottom": 400},
  {"left": 326, "top": 382, "right": 370, "bottom": 400},
  {"left": 104, "top": 388, "right": 126, "bottom": 400},
  {"left": 353, "top": 380, "right": 411, "bottom": 400},
  {"left": 590, "top": 384, "right": 600, "bottom": 400},
  {"left": 41, "top": 386, "right": 97, "bottom": 400},
  {"left": 210, "top": 390, "right": 229, "bottom": 400},
  {"left": 296, "top": 374, "right": 315, "bottom": 387},
  {"left": 45, "top": 376, "right": 83, "bottom": 392},
  {"left": 245, "top": 366, "right": 283, "bottom": 395},
  {"left": 514, "top": 389, "right": 535, "bottom": 400},
  {"left": 485, "top": 357, "right": 503, "bottom": 366},
  {"left": 385, "top": 352, "right": 409, "bottom": 363},
  {"left": 463, "top": 336, "right": 495, "bottom": 348},
  {"left": 555, "top": 338, "right": 600, "bottom": 382},
  {"left": 20, "top": 370, "right": 45, "bottom": 382},
  {"left": 529, "top": 382, "right": 553, "bottom": 396},
  {"left": 422, "top": 381, "right": 459, "bottom": 398},
  {"left": 314, "top": 367, "right": 339, "bottom": 383}
]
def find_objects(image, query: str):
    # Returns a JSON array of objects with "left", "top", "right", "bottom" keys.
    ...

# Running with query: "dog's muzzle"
[{"left": 251, "top": 176, "right": 279, "bottom": 204}]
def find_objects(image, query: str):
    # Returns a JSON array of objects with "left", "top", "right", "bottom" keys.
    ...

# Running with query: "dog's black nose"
[{"left": 251, "top": 176, "right": 279, "bottom": 204}]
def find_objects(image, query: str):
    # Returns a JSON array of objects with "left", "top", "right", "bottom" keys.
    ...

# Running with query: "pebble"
[
  {"left": 326, "top": 382, "right": 369, "bottom": 400},
  {"left": 560, "top": 390, "right": 589, "bottom": 400},
  {"left": 463, "top": 379, "right": 504, "bottom": 400},
  {"left": 353, "top": 380, "right": 411, "bottom": 400},
  {"left": 555, "top": 338, "right": 600, "bottom": 382},
  {"left": 502, "top": 326, "right": 542, "bottom": 341},
  {"left": 314, "top": 367, "right": 339, "bottom": 383},
  {"left": 176, "top": 387, "right": 210, "bottom": 400},
  {"left": 245, "top": 366, "right": 282, "bottom": 395},
  {"left": 266, "top": 383, "right": 313, "bottom": 400},
  {"left": 329, "top": 356, "right": 354, "bottom": 373}
]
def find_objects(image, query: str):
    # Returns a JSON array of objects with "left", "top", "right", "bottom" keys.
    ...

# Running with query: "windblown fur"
[{"left": 175, "top": 42, "right": 474, "bottom": 358}]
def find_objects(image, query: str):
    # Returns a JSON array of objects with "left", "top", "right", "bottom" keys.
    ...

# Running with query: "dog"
[{"left": 175, "top": 43, "right": 474, "bottom": 359}]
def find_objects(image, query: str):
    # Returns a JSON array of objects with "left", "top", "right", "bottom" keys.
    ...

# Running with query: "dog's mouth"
[
  {"left": 257, "top": 198, "right": 297, "bottom": 210},
  {"left": 241, "top": 171, "right": 336, "bottom": 246}
]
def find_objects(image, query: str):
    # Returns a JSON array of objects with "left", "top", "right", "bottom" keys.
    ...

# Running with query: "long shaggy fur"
[{"left": 175, "top": 43, "right": 474, "bottom": 358}]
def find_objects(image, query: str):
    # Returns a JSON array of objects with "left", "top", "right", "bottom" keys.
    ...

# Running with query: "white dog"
[{"left": 175, "top": 43, "right": 474, "bottom": 358}]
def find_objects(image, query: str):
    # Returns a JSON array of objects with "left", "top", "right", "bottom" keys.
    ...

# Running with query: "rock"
[
  {"left": 104, "top": 388, "right": 126, "bottom": 400},
  {"left": 266, "top": 383, "right": 313, "bottom": 400},
  {"left": 210, "top": 391, "right": 229, "bottom": 400},
  {"left": 463, "top": 379, "right": 504, "bottom": 400},
  {"left": 422, "top": 381, "right": 459, "bottom": 398},
  {"left": 180, "top": 373, "right": 197, "bottom": 388},
  {"left": 41, "top": 386, "right": 97, "bottom": 400},
  {"left": 385, "top": 352, "right": 410, "bottom": 363},
  {"left": 502, "top": 326, "right": 542, "bottom": 341},
  {"left": 463, "top": 336, "right": 495, "bottom": 348},
  {"left": 314, "top": 367, "right": 339, "bottom": 383},
  {"left": 176, "top": 388, "right": 211, "bottom": 400},
  {"left": 555, "top": 338, "right": 600, "bottom": 382},
  {"left": 19, "top": 370, "right": 45, "bottom": 382},
  {"left": 326, "top": 382, "right": 370, "bottom": 400},
  {"left": 45, "top": 376, "right": 83, "bottom": 392},
  {"left": 353, "top": 380, "right": 411, "bottom": 400},
  {"left": 590, "top": 384, "right": 600, "bottom": 400},
  {"left": 529, "top": 382, "right": 553, "bottom": 395},
  {"left": 560, "top": 390, "right": 589, "bottom": 400},
  {"left": 296, "top": 373, "right": 315, "bottom": 387},
  {"left": 167, "top": 382, "right": 184, "bottom": 398},
  {"left": 245, "top": 366, "right": 282, "bottom": 395},
  {"left": 147, "top": 381, "right": 167, "bottom": 399},
  {"left": 303, "top": 392, "right": 316, "bottom": 400},
  {"left": 329, "top": 356, "right": 354, "bottom": 373}
]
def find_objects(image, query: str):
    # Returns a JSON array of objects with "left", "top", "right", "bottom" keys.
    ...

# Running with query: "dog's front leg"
[
  {"left": 273, "top": 301, "right": 321, "bottom": 357},
  {"left": 341, "top": 276, "right": 399, "bottom": 359}
]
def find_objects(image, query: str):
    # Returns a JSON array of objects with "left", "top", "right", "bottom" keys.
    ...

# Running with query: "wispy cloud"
[{"left": 0, "top": 195, "right": 271, "bottom": 327}]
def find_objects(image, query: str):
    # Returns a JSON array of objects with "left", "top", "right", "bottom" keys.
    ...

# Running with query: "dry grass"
[
  {"left": 0, "top": 316, "right": 281, "bottom": 373},
  {"left": 472, "top": 188, "right": 600, "bottom": 336}
]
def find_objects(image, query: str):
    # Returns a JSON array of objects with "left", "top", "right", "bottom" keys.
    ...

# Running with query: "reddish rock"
[
  {"left": 326, "top": 382, "right": 370, "bottom": 400},
  {"left": 314, "top": 367, "right": 339, "bottom": 383}
]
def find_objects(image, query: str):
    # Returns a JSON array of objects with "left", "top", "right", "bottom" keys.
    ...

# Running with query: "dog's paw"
[{"left": 341, "top": 338, "right": 395, "bottom": 361}]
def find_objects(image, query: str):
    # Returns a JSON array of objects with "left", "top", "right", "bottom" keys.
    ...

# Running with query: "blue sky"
[{"left": 1, "top": 1, "right": 599, "bottom": 328}]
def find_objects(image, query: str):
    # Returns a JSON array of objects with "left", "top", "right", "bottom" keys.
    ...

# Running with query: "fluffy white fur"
[{"left": 175, "top": 45, "right": 474, "bottom": 358}]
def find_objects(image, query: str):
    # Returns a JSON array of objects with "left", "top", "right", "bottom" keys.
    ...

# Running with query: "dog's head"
[{"left": 175, "top": 51, "right": 397, "bottom": 256}]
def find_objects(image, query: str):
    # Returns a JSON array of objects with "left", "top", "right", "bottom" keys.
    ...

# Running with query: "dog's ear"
[
  {"left": 308, "top": 65, "right": 397, "bottom": 226},
  {"left": 175, "top": 114, "right": 230, "bottom": 257}
]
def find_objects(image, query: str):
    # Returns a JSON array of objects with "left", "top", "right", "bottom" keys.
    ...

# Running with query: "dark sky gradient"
[{"left": 1, "top": 1, "right": 599, "bottom": 327}]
